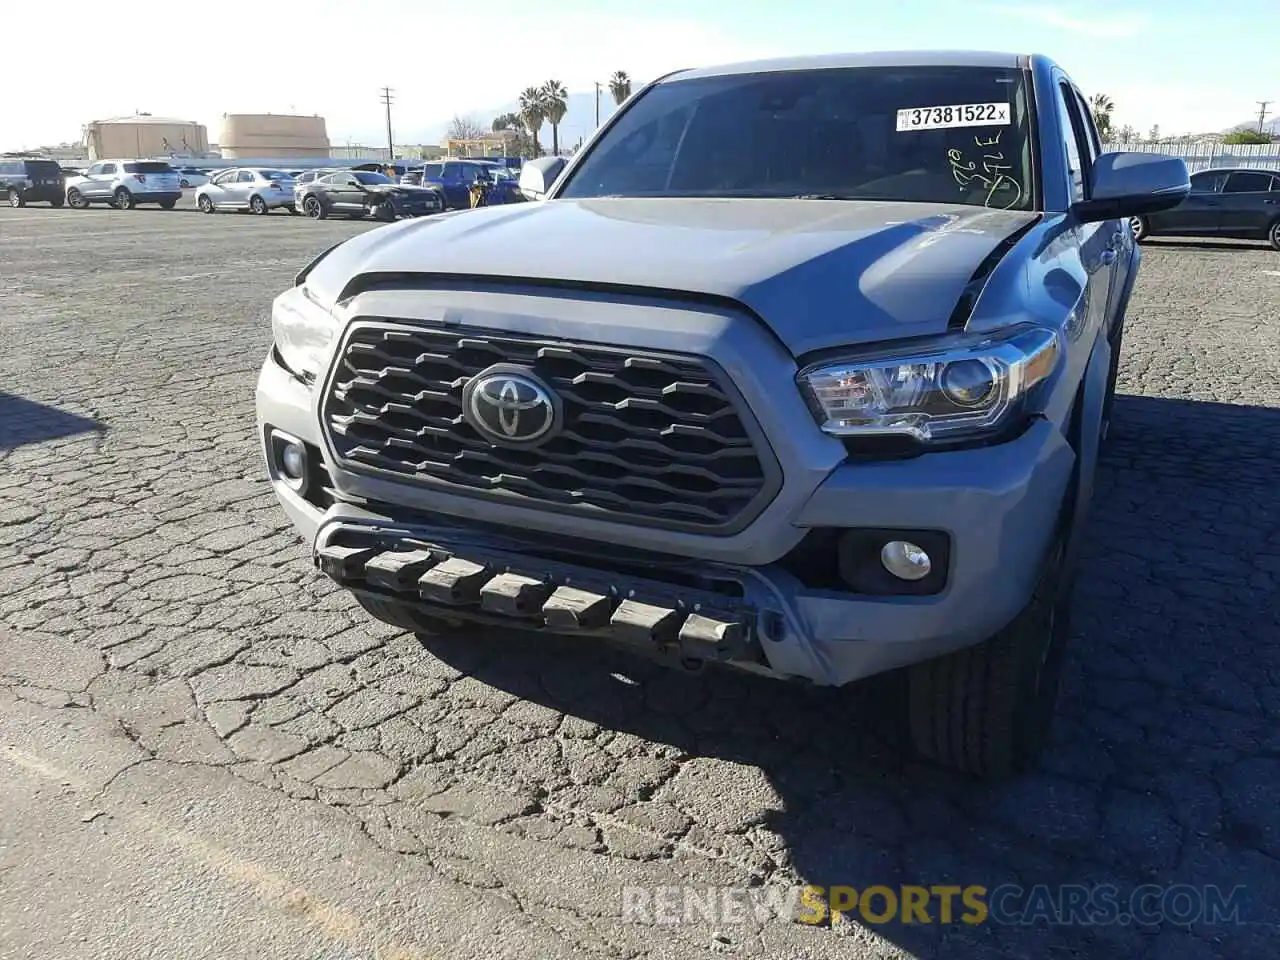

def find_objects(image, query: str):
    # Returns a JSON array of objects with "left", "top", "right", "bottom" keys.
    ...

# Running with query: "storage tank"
[
  {"left": 218, "top": 114, "right": 330, "bottom": 158},
  {"left": 83, "top": 116, "right": 209, "bottom": 160}
]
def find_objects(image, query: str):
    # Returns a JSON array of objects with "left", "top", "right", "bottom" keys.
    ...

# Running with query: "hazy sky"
[{"left": 2, "top": 0, "right": 1274, "bottom": 150}]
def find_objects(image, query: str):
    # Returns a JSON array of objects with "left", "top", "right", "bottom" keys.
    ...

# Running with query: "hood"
[{"left": 305, "top": 197, "right": 1038, "bottom": 356}]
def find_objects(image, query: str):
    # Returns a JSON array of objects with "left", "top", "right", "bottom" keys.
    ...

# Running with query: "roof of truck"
[{"left": 671, "top": 50, "right": 1033, "bottom": 81}]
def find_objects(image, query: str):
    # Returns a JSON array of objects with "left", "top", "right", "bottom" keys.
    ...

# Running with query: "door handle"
[
  {"left": 1266, "top": 199, "right": 1280, "bottom": 205},
  {"left": 1100, "top": 249, "right": 1117, "bottom": 266}
]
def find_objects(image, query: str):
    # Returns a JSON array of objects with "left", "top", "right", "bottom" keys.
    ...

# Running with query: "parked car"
[
  {"left": 294, "top": 170, "right": 444, "bottom": 221},
  {"left": 196, "top": 168, "right": 297, "bottom": 215},
  {"left": 0, "top": 156, "right": 65, "bottom": 207},
  {"left": 65, "top": 160, "right": 182, "bottom": 209},
  {"left": 257, "top": 51, "right": 1189, "bottom": 778},
  {"left": 176, "top": 166, "right": 210, "bottom": 188},
  {"left": 1130, "top": 167, "right": 1280, "bottom": 249},
  {"left": 293, "top": 169, "right": 333, "bottom": 189},
  {"left": 419, "top": 159, "right": 523, "bottom": 209}
]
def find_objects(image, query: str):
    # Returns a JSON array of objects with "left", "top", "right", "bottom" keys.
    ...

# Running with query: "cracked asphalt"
[{"left": 2, "top": 203, "right": 1279, "bottom": 960}]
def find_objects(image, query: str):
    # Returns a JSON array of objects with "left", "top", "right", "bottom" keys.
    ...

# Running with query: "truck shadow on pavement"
[
  {"left": 0, "top": 392, "right": 105, "bottom": 450},
  {"left": 416, "top": 392, "right": 1280, "bottom": 958}
]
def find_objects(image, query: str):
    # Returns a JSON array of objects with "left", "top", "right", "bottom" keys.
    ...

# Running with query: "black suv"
[{"left": 0, "top": 157, "right": 65, "bottom": 207}]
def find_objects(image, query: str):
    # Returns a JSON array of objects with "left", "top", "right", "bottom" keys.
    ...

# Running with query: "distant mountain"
[{"left": 1224, "top": 117, "right": 1280, "bottom": 135}]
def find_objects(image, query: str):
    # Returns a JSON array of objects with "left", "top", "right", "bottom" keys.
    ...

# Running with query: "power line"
[
  {"left": 1258, "top": 101, "right": 1272, "bottom": 135},
  {"left": 380, "top": 87, "right": 395, "bottom": 160}
]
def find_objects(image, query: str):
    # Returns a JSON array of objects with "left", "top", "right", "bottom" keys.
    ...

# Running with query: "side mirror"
[
  {"left": 1072, "top": 152, "right": 1190, "bottom": 224},
  {"left": 518, "top": 156, "right": 567, "bottom": 201}
]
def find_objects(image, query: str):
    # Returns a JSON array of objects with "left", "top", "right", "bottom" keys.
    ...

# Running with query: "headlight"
[
  {"left": 798, "top": 325, "right": 1060, "bottom": 443},
  {"left": 271, "top": 285, "right": 339, "bottom": 384}
]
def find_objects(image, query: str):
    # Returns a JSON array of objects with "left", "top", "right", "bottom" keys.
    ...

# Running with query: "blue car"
[{"left": 417, "top": 159, "right": 524, "bottom": 209}]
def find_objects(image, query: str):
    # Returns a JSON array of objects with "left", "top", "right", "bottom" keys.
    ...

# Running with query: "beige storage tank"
[
  {"left": 83, "top": 116, "right": 209, "bottom": 160},
  {"left": 218, "top": 114, "right": 330, "bottom": 158}
]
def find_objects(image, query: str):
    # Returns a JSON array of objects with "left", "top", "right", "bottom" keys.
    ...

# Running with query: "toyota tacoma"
[{"left": 256, "top": 52, "right": 1190, "bottom": 777}]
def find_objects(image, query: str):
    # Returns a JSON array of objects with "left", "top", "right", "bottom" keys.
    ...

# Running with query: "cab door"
[
  {"left": 84, "top": 162, "right": 115, "bottom": 198},
  {"left": 1216, "top": 170, "right": 1280, "bottom": 238}
]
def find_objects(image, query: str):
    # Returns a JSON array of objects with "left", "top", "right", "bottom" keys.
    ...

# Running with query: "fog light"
[
  {"left": 880, "top": 540, "right": 932, "bottom": 581},
  {"left": 281, "top": 441, "right": 307, "bottom": 480}
]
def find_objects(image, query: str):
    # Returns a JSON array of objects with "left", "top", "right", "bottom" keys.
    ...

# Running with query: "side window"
[
  {"left": 0, "top": 162, "right": 16, "bottom": 176},
  {"left": 235, "top": 170, "right": 255, "bottom": 183},
  {"left": 100, "top": 163, "right": 117, "bottom": 176},
  {"left": 1270, "top": 175, "right": 1280, "bottom": 193},
  {"left": 422, "top": 163, "right": 443, "bottom": 179},
  {"left": 1223, "top": 171, "right": 1273, "bottom": 193},
  {"left": 1189, "top": 171, "right": 1228, "bottom": 193},
  {"left": 1072, "top": 88, "right": 1101, "bottom": 161},
  {"left": 1054, "top": 84, "right": 1085, "bottom": 202}
]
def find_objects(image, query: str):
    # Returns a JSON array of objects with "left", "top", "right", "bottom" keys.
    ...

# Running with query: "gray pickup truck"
[{"left": 257, "top": 51, "right": 1189, "bottom": 777}]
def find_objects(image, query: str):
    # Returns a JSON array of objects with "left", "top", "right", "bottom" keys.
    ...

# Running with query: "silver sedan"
[{"left": 195, "top": 169, "right": 298, "bottom": 215}]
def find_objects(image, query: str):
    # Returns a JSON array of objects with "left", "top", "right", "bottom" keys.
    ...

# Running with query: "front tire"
[
  {"left": 197, "top": 195, "right": 215, "bottom": 214},
  {"left": 8, "top": 188, "right": 24, "bottom": 208},
  {"left": 1269, "top": 219, "right": 1280, "bottom": 252},
  {"left": 908, "top": 536, "right": 1072, "bottom": 779},
  {"left": 303, "top": 196, "right": 326, "bottom": 219},
  {"left": 114, "top": 187, "right": 135, "bottom": 210},
  {"left": 67, "top": 188, "right": 89, "bottom": 209},
  {"left": 375, "top": 200, "right": 396, "bottom": 222},
  {"left": 249, "top": 194, "right": 268, "bottom": 215},
  {"left": 50, "top": 197, "right": 64, "bottom": 208},
  {"left": 158, "top": 199, "right": 176, "bottom": 210},
  {"left": 1129, "top": 215, "right": 1148, "bottom": 242}
]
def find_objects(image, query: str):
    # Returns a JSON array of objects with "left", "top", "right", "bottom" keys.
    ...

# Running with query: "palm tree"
[
  {"left": 608, "top": 71, "right": 632, "bottom": 106},
  {"left": 540, "top": 80, "right": 568, "bottom": 156},
  {"left": 1088, "top": 93, "right": 1115, "bottom": 142},
  {"left": 519, "top": 86, "right": 546, "bottom": 158}
]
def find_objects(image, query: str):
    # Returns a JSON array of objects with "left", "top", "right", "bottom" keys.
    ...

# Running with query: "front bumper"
[{"left": 257, "top": 352, "right": 1076, "bottom": 686}]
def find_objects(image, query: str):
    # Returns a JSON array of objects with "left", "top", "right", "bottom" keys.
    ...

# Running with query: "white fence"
[{"left": 1102, "top": 140, "right": 1280, "bottom": 172}]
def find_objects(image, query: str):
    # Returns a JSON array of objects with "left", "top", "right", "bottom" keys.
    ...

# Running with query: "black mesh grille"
[{"left": 321, "top": 323, "right": 775, "bottom": 532}]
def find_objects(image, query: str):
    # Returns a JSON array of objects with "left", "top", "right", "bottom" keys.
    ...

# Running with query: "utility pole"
[
  {"left": 594, "top": 82, "right": 601, "bottom": 127},
  {"left": 380, "top": 87, "right": 395, "bottom": 160},
  {"left": 1257, "top": 101, "right": 1272, "bottom": 135}
]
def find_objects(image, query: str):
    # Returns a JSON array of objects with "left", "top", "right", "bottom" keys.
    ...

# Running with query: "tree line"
[
  {"left": 1089, "top": 94, "right": 1274, "bottom": 145},
  {"left": 448, "top": 72, "right": 634, "bottom": 158}
]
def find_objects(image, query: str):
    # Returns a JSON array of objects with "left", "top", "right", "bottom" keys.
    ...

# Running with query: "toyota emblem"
[{"left": 463, "top": 368, "right": 558, "bottom": 445}]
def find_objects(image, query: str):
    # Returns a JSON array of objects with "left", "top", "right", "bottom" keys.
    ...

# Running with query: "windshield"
[
  {"left": 124, "top": 161, "right": 176, "bottom": 174},
  {"left": 559, "top": 65, "right": 1035, "bottom": 210},
  {"left": 354, "top": 171, "right": 392, "bottom": 185}
]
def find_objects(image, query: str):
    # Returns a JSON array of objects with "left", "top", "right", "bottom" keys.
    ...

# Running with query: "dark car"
[
  {"left": 1132, "top": 166, "right": 1280, "bottom": 249},
  {"left": 1, "top": 157, "right": 65, "bottom": 207},
  {"left": 295, "top": 170, "right": 444, "bottom": 221},
  {"left": 420, "top": 159, "right": 524, "bottom": 209}
]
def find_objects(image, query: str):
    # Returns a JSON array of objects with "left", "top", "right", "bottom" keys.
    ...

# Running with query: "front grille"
[{"left": 321, "top": 322, "right": 777, "bottom": 533}]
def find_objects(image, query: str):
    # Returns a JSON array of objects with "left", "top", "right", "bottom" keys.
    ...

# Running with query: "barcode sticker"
[{"left": 896, "top": 103, "right": 1011, "bottom": 131}]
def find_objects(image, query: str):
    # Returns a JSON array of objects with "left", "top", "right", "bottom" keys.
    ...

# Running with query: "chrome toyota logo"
[{"left": 463, "top": 369, "right": 557, "bottom": 444}]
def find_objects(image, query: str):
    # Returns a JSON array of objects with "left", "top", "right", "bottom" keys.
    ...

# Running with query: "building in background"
[
  {"left": 218, "top": 114, "right": 329, "bottom": 158},
  {"left": 83, "top": 115, "right": 210, "bottom": 160}
]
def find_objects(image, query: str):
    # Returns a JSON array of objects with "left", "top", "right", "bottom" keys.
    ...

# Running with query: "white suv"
[{"left": 65, "top": 160, "right": 183, "bottom": 210}]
